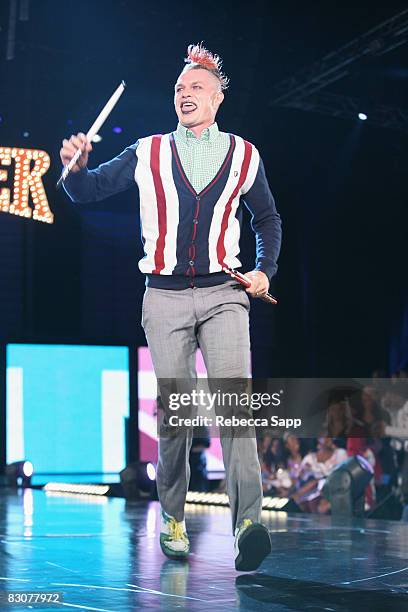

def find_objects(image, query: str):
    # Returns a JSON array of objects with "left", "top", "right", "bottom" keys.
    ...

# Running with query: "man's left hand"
[{"left": 244, "top": 270, "right": 270, "bottom": 298}]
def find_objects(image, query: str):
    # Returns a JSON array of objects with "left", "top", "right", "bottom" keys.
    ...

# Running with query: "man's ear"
[{"left": 215, "top": 91, "right": 224, "bottom": 110}]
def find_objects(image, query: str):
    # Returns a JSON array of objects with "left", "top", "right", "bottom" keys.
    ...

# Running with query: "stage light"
[
  {"left": 119, "top": 462, "right": 157, "bottom": 499},
  {"left": 43, "top": 483, "right": 110, "bottom": 496},
  {"left": 185, "top": 491, "right": 301, "bottom": 513},
  {"left": 323, "top": 455, "right": 373, "bottom": 517},
  {"left": 23, "top": 461, "right": 34, "bottom": 478},
  {"left": 23, "top": 131, "right": 30, "bottom": 137},
  {"left": 113, "top": 126, "right": 123, "bottom": 134},
  {"left": 146, "top": 462, "right": 156, "bottom": 481},
  {"left": 5, "top": 460, "right": 34, "bottom": 487},
  {"left": 92, "top": 134, "right": 102, "bottom": 143},
  {"left": 0, "top": 146, "right": 53, "bottom": 223},
  {"left": 358, "top": 113, "right": 367, "bottom": 121},
  {"left": 186, "top": 491, "right": 229, "bottom": 506}
]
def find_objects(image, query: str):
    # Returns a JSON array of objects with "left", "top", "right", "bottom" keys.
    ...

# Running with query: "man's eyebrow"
[{"left": 175, "top": 81, "right": 204, "bottom": 88}]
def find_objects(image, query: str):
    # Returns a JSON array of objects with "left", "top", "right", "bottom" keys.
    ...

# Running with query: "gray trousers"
[{"left": 141, "top": 280, "right": 263, "bottom": 531}]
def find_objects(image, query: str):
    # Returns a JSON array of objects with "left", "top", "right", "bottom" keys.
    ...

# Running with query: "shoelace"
[
  {"left": 238, "top": 518, "right": 253, "bottom": 538},
  {"left": 169, "top": 518, "right": 187, "bottom": 542}
]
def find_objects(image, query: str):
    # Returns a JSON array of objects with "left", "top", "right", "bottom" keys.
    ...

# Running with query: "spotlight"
[
  {"left": 323, "top": 455, "right": 373, "bottom": 517},
  {"left": 91, "top": 134, "right": 102, "bottom": 143},
  {"left": 5, "top": 461, "right": 34, "bottom": 487},
  {"left": 112, "top": 126, "right": 123, "bottom": 134},
  {"left": 119, "top": 462, "right": 157, "bottom": 499},
  {"left": 23, "top": 131, "right": 30, "bottom": 138},
  {"left": 146, "top": 462, "right": 156, "bottom": 481},
  {"left": 23, "top": 461, "right": 34, "bottom": 477},
  {"left": 358, "top": 113, "right": 367, "bottom": 121}
]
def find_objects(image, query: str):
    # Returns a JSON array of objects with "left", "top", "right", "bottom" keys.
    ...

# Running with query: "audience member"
[{"left": 252, "top": 376, "right": 407, "bottom": 517}]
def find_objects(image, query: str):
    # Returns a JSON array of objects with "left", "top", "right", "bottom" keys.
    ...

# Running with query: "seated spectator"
[
  {"left": 257, "top": 434, "right": 286, "bottom": 494},
  {"left": 326, "top": 399, "right": 353, "bottom": 447},
  {"left": 284, "top": 434, "right": 304, "bottom": 479},
  {"left": 361, "top": 385, "right": 391, "bottom": 428},
  {"left": 348, "top": 386, "right": 397, "bottom": 506},
  {"left": 262, "top": 434, "right": 304, "bottom": 497},
  {"left": 384, "top": 382, "right": 408, "bottom": 435},
  {"left": 261, "top": 434, "right": 284, "bottom": 470},
  {"left": 383, "top": 381, "right": 408, "bottom": 509}
]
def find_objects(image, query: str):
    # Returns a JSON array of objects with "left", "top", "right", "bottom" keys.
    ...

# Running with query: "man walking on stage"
[{"left": 61, "top": 43, "right": 282, "bottom": 571}]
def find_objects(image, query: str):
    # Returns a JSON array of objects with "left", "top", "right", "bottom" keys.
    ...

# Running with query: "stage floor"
[{"left": 0, "top": 489, "right": 407, "bottom": 611}]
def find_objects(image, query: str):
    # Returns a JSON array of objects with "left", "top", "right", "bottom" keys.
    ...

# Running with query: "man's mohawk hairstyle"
[{"left": 184, "top": 43, "right": 229, "bottom": 90}]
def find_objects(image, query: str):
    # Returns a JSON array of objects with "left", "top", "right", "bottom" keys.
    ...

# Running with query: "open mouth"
[{"left": 181, "top": 102, "right": 197, "bottom": 115}]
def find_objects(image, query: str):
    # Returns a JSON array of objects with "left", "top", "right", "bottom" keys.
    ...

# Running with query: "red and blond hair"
[{"left": 182, "top": 43, "right": 229, "bottom": 90}]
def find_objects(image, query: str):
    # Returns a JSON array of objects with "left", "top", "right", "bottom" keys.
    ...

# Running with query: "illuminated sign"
[{"left": 0, "top": 147, "right": 53, "bottom": 224}]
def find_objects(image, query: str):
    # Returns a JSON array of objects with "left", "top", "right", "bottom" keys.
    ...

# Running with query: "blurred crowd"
[{"left": 257, "top": 372, "right": 408, "bottom": 514}]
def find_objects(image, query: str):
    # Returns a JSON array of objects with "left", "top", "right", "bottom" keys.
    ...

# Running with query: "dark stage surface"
[{"left": 0, "top": 490, "right": 407, "bottom": 611}]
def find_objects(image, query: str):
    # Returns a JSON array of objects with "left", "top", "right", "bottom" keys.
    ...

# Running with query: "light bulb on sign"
[{"left": 0, "top": 147, "right": 54, "bottom": 223}]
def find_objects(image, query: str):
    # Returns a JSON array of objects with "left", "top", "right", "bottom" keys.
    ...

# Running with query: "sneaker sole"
[
  {"left": 160, "top": 540, "right": 189, "bottom": 561},
  {"left": 235, "top": 524, "right": 271, "bottom": 572}
]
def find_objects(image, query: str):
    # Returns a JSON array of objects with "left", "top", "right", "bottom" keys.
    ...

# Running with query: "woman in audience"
[
  {"left": 257, "top": 434, "right": 285, "bottom": 494},
  {"left": 326, "top": 398, "right": 353, "bottom": 448},
  {"left": 348, "top": 387, "right": 397, "bottom": 506}
]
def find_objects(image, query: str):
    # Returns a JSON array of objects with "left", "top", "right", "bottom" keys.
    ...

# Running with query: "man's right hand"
[{"left": 60, "top": 132, "right": 93, "bottom": 172}]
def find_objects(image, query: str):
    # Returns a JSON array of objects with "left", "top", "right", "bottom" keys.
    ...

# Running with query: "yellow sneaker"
[{"left": 160, "top": 509, "right": 190, "bottom": 560}]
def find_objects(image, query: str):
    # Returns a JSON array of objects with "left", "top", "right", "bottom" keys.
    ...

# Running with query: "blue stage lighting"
[
  {"left": 113, "top": 126, "right": 123, "bottom": 134},
  {"left": 358, "top": 113, "right": 367, "bottom": 121}
]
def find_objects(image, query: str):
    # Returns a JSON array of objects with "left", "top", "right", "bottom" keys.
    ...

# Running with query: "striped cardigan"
[{"left": 64, "top": 131, "right": 282, "bottom": 289}]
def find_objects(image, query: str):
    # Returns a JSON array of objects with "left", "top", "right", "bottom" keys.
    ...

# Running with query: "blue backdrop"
[{"left": 6, "top": 344, "right": 130, "bottom": 473}]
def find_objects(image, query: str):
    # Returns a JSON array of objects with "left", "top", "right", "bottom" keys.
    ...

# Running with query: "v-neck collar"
[
  {"left": 175, "top": 122, "right": 220, "bottom": 144},
  {"left": 170, "top": 132, "right": 235, "bottom": 197}
]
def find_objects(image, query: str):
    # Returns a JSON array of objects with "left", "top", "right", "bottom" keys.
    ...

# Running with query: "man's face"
[{"left": 174, "top": 68, "right": 224, "bottom": 130}]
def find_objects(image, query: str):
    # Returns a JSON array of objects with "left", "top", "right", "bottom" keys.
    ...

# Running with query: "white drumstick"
[{"left": 57, "top": 80, "right": 126, "bottom": 188}]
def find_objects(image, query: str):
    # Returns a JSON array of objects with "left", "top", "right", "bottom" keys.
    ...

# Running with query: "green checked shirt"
[{"left": 173, "top": 122, "right": 230, "bottom": 193}]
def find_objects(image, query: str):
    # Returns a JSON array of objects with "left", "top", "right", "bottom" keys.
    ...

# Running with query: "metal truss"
[
  {"left": 272, "top": 9, "right": 408, "bottom": 105},
  {"left": 285, "top": 92, "right": 408, "bottom": 132}
]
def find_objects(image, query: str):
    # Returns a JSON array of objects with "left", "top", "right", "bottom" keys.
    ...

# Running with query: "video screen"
[{"left": 6, "top": 344, "right": 130, "bottom": 474}]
